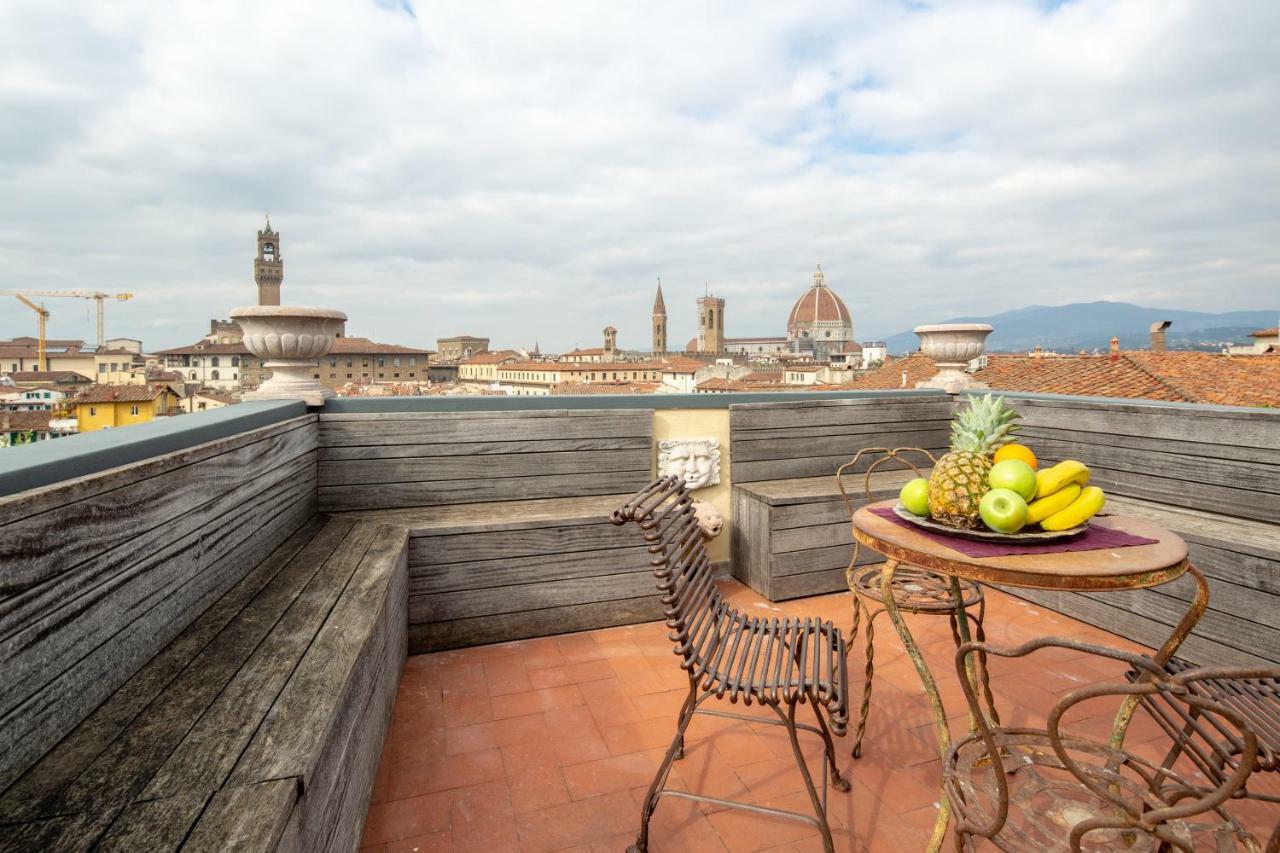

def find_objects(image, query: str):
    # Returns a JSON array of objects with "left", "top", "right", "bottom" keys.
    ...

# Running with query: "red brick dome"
[{"left": 787, "top": 265, "right": 851, "bottom": 333}]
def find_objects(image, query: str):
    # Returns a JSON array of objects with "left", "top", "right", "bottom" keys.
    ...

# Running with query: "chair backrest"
[{"left": 611, "top": 477, "right": 722, "bottom": 665}]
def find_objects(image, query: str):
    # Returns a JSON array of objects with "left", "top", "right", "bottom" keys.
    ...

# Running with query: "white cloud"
[{"left": 0, "top": 0, "right": 1275, "bottom": 351}]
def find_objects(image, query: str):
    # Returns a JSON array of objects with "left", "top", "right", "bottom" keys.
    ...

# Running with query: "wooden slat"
[
  {"left": 1017, "top": 424, "right": 1280, "bottom": 467},
  {"left": 320, "top": 470, "right": 651, "bottom": 513},
  {"left": 732, "top": 429, "right": 949, "bottom": 464},
  {"left": 1011, "top": 398, "right": 1280, "bottom": 449},
  {"left": 410, "top": 545, "right": 654, "bottom": 595},
  {"left": 411, "top": 596, "right": 664, "bottom": 653},
  {"left": 329, "top": 493, "right": 629, "bottom": 534},
  {"left": 97, "top": 791, "right": 208, "bottom": 851},
  {"left": 411, "top": 522, "right": 638, "bottom": 566},
  {"left": 770, "top": 567, "right": 852, "bottom": 601},
  {"left": 732, "top": 443, "right": 948, "bottom": 484},
  {"left": 180, "top": 778, "right": 298, "bottom": 853},
  {"left": 319, "top": 447, "right": 651, "bottom": 487},
  {"left": 410, "top": 569, "right": 657, "bottom": 622},
  {"left": 729, "top": 490, "right": 772, "bottom": 598},
  {"left": 319, "top": 410, "right": 652, "bottom": 447},
  {"left": 729, "top": 397, "right": 954, "bottom": 431},
  {"left": 320, "top": 435, "right": 650, "bottom": 461}
]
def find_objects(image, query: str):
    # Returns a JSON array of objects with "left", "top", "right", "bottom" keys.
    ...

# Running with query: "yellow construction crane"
[
  {"left": 10, "top": 294, "right": 50, "bottom": 372},
  {"left": 1, "top": 290, "right": 134, "bottom": 352}
]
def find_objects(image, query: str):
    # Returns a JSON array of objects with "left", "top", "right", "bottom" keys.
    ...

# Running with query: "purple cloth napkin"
[{"left": 869, "top": 506, "right": 1159, "bottom": 559}]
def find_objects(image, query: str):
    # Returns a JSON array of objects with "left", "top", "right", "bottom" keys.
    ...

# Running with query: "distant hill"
[{"left": 882, "top": 302, "right": 1278, "bottom": 355}]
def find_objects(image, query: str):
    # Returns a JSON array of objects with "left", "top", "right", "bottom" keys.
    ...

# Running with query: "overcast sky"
[{"left": 1, "top": 1, "right": 1276, "bottom": 352}]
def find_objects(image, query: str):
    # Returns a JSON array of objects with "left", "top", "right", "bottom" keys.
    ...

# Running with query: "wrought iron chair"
[
  {"left": 943, "top": 636, "right": 1280, "bottom": 852},
  {"left": 611, "top": 477, "right": 851, "bottom": 853},
  {"left": 1135, "top": 658, "right": 1280, "bottom": 808},
  {"left": 835, "top": 446, "right": 997, "bottom": 758}
]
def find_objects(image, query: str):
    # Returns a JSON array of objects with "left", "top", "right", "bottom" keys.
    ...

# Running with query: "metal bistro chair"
[
  {"left": 611, "top": 477, "right": 851, "bottom": 853},
  {"left": 835, "top": 447, "right": 997, "bottom": 758},
  {"left": 944, "top": 637, "right": 1280, "bottom": 852}
]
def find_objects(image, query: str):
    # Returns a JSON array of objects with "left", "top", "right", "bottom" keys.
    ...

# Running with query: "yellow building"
[{"left": 75, "top": 384, "right": 178, "bottom": 432}]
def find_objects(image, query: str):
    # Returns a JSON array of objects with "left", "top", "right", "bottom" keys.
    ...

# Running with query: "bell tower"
[
  {"left": 696, "top": 291, "right": 725, "bottom": 353},
  {"left": 254, "top": 215, "right": 283, "bottom": 306},
  {"left": 652, "top": 280, "right": 667, "bottom": 355},
  {"left": 603, "top": 326, "right": 618, "bottom": 360}
]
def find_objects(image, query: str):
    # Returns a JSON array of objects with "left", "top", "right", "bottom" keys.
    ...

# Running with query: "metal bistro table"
[{"left": 850, "top": 499, "right": 1209, "bottom": 853}]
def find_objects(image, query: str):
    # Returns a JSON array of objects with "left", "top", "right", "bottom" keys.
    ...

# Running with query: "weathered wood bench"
[
  {"left": 988, "top": 395, "right": 1280, "bottom": 668},
  {"left": 318, "top": 406, "right": 663, "bottom": 652},
  {"left": 0, "top": 517, "right": 407, "bottom": 852},
  {"left": 728, "top": 395, "right": 953, "bottom": 600}
]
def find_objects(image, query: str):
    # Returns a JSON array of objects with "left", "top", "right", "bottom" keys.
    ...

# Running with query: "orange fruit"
[{"left": 993, "top": 443, "right": 1038, "bottom": 469}]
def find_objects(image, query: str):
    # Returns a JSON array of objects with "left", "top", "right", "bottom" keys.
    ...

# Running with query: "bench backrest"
[
  {"left": 612, "top": 478, "right": 720, "bottom": 667},
  {"left": 318, "top": 408, "right": 655, "bottom": 512},
  {"left": 729, "top": 395, "right": 953, "bottom": 484},
  {"left": 1002, "top": 395, "right": 1280, "bottom": 524}
]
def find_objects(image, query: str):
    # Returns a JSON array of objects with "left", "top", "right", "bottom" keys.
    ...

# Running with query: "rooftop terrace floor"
[{"left": 359, "top": 579, "right": 1277, "bottom": 853}]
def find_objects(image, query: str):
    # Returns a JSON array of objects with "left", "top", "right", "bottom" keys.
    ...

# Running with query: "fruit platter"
[{"left": 895, "top": 395, "right": 1106, "bottom": 542}]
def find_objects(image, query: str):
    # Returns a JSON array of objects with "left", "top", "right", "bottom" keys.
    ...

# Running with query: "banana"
[
  {"left": 1041, "top": 485, "right": 1106, "bottom": 531},
  {"left": 1026, "top": 483, "right": 1082, "bottom": 525},
  {"left": 1035, "top": 460, "right": 1090, "bottom": 498}
]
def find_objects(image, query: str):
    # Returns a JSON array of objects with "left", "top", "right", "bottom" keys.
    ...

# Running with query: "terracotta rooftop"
[
  {"left": 74, "top": 384, "right": 172, "bottom": 404},
  {"left": 461, "top": 350, "right": 522, "bottom": 365},
  {"left": 834, "top": 351, "right": 1280, "bottom": 407},
  {"left": 787, "top": 265, "right": 852, "bottom": 329},
  {"left": 153, "top": 341, "right": 253, "bottom": 356},
  {"left": 329, "top": 337, "right": 433, "bottom": 355},
  {"left": 550, "top": 382, "right": 661, "bottom": 395},
  {"left": 3, "top": 371, "right": 92, "bottom": 384},
  {"left": 0, "top": 411, "right": 53, "bottom": 432}
]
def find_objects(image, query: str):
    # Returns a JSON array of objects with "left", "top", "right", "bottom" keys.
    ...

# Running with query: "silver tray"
[{"left": 892, "top": 504, "right": 1087, "bottom": 543}]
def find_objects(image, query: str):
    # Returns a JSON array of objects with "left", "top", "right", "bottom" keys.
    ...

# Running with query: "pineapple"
[{"left": 928, "top": 395, "right": 1021, "bottom": 528}]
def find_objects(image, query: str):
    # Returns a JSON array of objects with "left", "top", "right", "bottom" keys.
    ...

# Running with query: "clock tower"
[{"left": 254, "top": 216, "right": 283, "bottom": 306}]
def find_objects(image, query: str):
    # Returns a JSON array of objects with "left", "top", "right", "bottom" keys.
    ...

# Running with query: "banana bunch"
[{"left": 1027, "top": 460, "right": 1105, "bottom": 530}]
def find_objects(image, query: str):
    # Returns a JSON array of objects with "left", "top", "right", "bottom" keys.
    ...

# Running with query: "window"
[
  {"left": 211, "top": 356, "right": 220, "bottom": 367},
  {"left": 329, "top": 357, "right": 337, "bottom": 368},
  {"left": 363, "top": 359, "right": 369, "bottom": 367},
  {"left": 346, "top": 360, "right": 352, "bottom": 368},
  {"left": 394, "top": 372, "right": 400, "bottom": 378},
  {"left": 211, "top": 370, "right": 220, "bottom": 380},
  {"left": 129, "top": 405, "right": 139, "bottom": 416},
  {"left": 89, "top": 407, "right": 96, "bottom": 416},
  {"left": 377, "top": 357, "right": 385, "bottom": 367},
  {"left": 98, "top": 364, "right": 107, "bottom": 374},
  {"left": 393, "top": 357, "right": 400, "bottom": 367},
  {"left": 330, "top": 373, "right": 336, "bottom": 379},
  {"left": 231, "top": 356, "right": 240, "bottom": 367},
  {"left": 189, "top": 371, "right": 197, "bottom": 380},
  {"left": 110, "top": 363, "right": 119, "bottom": 372},
  {"left": 347, "top": 373, "right": 352, "bottom": 379},
  {"left": 408, "top": 357, "right": 416, "bottom": 366},
  {"left": 193, "top": 357, "right": 201, "bottom": 366}
]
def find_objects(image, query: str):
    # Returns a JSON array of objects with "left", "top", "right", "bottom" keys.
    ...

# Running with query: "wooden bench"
[
  {"left": 317, "top": 406, "right": 663, "bottom": 652},
  {"left": 989, "top": 395, "right": 1280, "bottom": 668},
  {"left": 0, "top": 517, "right": 407, "bottom": 852},
  {"left": 728, "top": 395, "right": 953, "bottom": 600}
]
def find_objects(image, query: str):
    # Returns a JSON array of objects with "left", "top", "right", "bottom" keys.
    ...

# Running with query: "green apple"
[
  {"left": 979, "top": 488, "right": 1029, "bottom": 534},
  {"left": 988, "top": 459, "right": 1037, "bottom": 502},
  {"left": 899, "top": 477, "right": 930, "bottom": 516}
]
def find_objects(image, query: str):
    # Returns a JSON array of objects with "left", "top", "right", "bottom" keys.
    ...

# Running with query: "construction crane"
[
  {"left": 1, "top": 290, "right": 134, "bottom": 351},
  {"left": 9, "top": 294, "right": 50, "bottom": 371}
]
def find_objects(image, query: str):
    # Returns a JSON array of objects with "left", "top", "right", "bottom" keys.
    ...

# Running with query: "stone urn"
[
  {"left": 913, "top": 323, "right": 993, "bottom": 393},
  {"left": 230, "top": 306, "right": 347, "bottom": 406}
]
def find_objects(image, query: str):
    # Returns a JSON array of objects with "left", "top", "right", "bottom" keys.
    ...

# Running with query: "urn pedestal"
[
  {"left": 230, "top": 306, "right": 347, "bottom": 407},
  {"left": 913, "top": 324, "right": 993, "bottom": 393}
]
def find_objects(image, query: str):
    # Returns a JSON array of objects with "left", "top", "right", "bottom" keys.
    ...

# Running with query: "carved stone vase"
[
  {"left": 230, "top": 306, "right": 347, "bottom": 406},
  {"left": 913, "top": 324, "right": 993, "bottom": 393}
]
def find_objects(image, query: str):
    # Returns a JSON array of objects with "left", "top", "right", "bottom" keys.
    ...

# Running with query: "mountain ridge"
[{"left": 881, "top": 301, "right": 1278, "bottom": 354}]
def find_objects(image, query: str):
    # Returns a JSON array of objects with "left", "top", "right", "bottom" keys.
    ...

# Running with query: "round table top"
[{"left": 851, "top": 500, "right": 1189, "bottom": 591}]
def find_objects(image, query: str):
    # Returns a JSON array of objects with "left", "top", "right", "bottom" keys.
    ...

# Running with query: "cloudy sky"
[{"left": 1, "top": 0, "right": 1276, "bottom": 352}]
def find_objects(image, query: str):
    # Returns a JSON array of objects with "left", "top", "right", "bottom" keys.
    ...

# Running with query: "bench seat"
[
  {"left": 730, "top": 469, "right": 918, "bottom": 601},
  {"left": 336, "top": 493, "right": 664, "bottom": 653},
  {"left": 0, "top": 517, "right": 408, "bottom": 853}
]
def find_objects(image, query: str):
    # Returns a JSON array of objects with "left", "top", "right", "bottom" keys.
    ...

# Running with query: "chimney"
[
  {"left": 1033, "top": 345, "right": 1043, "bottom": 360},
  {"left": 1149, "top": 320, "right": 1171, "bottom": 352},
  {"left": 1109, "top": 336, "right": 1120, "bottom": 363}
]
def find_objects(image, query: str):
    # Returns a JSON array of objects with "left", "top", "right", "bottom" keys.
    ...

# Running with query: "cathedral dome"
[{"left": 787, "top": 265, "right": 852, "bottom": 338}]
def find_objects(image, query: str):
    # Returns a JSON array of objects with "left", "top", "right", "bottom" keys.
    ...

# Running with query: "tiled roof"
[
  {"left": 834, "top": 351, "right": 1280, "bottom": 407},
  {"left": 191, "top": 389, "right": 240, "bottom": 404},
  {"left": 1, "top": 411, "right": 52, "bottom": 432},
  {"left": 461, "top": 350, "right": 521, "bottom": 365},
  {"left": 329, "top": 337, "right": 432, "bottom": 355},
  {"left": 653, "top": 284, "right": 666, "bottom": 315},
  {"left": 4, "top": 371, "right": 92, "bottom": 384},
  {"left": 75, "top": 384, "right": 171, "bottom": 404},
  {"left": 1250, "top": 327, "right": 1279, "bottom": 338},
  {"left": 153, "top": 341, "right": 252, "bottom": 355},
  {"left": 564, "top": 347, "right": 607, "bottom": 356},
  {"left": 724, "top": 336, "right": 788, "bottom": 344},
  {"left": 787, "top": 266, "right": 852, "bottom": 329},
  {"left": 550, "top": 382, "right": 660, "bottom": 395}
]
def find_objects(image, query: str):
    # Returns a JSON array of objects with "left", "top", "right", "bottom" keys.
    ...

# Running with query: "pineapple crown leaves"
[{"left": 949, "top": 393, "right": 1021, "bottom": 454}]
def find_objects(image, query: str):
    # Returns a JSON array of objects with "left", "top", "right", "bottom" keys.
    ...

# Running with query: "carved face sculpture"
[{"left": 657, "top": 438, "right": 721, "bottom": 490}]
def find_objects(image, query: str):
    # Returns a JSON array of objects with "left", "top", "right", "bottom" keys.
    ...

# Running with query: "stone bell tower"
[
  {"left": 652, "top": 280, "right": 667, "bottom": 355},
  {"left": 697, "top": 291, "right": 724, "bottom": 354},
  {"left": 254, "top": 216, "right": 283, "bottom": 306},
  {"left": 603, "top": 325, "right": 618, "bottom": 360}
]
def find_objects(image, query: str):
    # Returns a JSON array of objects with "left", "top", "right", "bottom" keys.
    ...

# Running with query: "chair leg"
[
  {"left": 629, "top": 679, "right": 698, "bottom": 853},
  {"left": 810, "top": 700, "right": 851, "bottom": 792},
  {"left": 972, "top": 597, "right": 1000, "bottom": 726},
  {"left": 777, "top": 701, "right": 837, "bottom": 853},
  {"left": 852, "top": 603, "right": 881, "bottom": 759}
]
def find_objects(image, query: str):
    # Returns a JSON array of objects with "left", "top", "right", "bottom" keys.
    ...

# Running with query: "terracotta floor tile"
[
  {"left": 361, "top": 790, "right": 452, "bottom": 846},
  {"left": 513, "top": 789, "right": 637, "bottom": 852},
  {"left": 543, "top": 704, "right": 612, "bottom": 764},
  {"left": 601, "top": 716, "right": 681, "bottom": 756},
  {"left": 386, "top": 748, "right": 505, "bottom": 801},
  {"left": 492, "top": 684, "right": 585, "bottom": 720},
  {"left": 527, "top": 658, "right": 617, "bottom": 689},
  {"left": 444, "top": 712, "right": 548, "bottom": 755},
  {"left": 578, "top": 676, "right": 646, "bottom": 727},
  {"left": 386, "top": 830, "right": 451, "bottom": 853},
  {"left": 485, "top": 655, "right": 535, "bottom": 696},
  {"left": 502, "top": 740, "right": 572, "bottom": 814}
]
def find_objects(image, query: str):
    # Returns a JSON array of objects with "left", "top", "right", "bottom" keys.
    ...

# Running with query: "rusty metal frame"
[
  {"left": 943, "top": 636, "right": 1279, "bottom": 851},
  {"left": 612, "top": 477, "right": 852, "bottom": 853},
  {"left": 835, "top": 447, "right": 996, "bottom": 762}
]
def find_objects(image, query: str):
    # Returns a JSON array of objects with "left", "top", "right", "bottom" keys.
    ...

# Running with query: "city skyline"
[{"left": 2, "top": 1, "right": 1277, "bottom": 351}]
